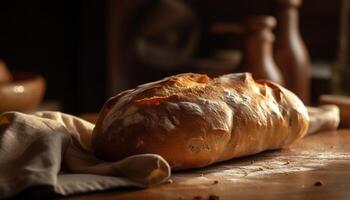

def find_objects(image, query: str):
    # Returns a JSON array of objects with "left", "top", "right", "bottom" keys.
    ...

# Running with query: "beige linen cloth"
[{"left": 0, "top": 111, "right": 171, "bottom": 199}]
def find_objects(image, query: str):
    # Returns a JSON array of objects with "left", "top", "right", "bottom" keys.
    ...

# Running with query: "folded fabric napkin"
[{"left": 0, "top": 111, "right": 171, "bottom": 199}]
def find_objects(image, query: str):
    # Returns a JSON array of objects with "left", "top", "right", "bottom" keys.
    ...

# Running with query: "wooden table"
[{"left": 62, "top": 129, "right": 350, "bottom": 200}]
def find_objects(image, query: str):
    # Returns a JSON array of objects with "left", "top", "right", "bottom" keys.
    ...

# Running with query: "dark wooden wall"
[
  {"left": 0, "top": 0, "right": 341, "bottom": 113},
  {"left": 0, "top": 0, "right": 107, "bottom": 114}
]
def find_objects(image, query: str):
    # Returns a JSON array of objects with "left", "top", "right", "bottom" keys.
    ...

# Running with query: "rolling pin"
[
  {"left": 320, "top": 95, "right": 350, "bottom": 128},
  {"left": 307, "top": 105, "right": 340, "bottom": 134}
]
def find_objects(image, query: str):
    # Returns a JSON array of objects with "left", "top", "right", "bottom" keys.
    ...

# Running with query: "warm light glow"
[{"left": 13, "top": 85, "right": 24, "bottom": 93}]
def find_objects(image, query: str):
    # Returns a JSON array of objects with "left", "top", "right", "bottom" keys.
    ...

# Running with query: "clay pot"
[{"left": 0, "top": 72, "right": 46, "bottom": 112}]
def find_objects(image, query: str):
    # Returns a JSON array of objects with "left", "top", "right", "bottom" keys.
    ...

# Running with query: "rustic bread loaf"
[{"left": 92, "top": 73, "right": 309, "bottom": 169}]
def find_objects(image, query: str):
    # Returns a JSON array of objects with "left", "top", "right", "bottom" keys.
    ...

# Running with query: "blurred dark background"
[{"left": 0, "top": 0, "right": 341, "bottom": 114}]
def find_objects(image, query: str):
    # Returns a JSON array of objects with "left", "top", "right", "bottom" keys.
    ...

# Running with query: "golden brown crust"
[{"left": 92, "top": 73, "right": 309, "bottom": 169}]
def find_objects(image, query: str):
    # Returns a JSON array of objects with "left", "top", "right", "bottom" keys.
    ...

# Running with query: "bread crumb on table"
[
  {"left": 209, "top": 194, "right": 220, "bottom": 200},
  {"left": 314, "top": 181, "right": 323, "bottom": 186},
  {"left": 165, "top": 179, "right": 173, "bottom": 184},
  {"left": 264, "top": 165, "right": 274, "bottom": 170},
  {"left": 243, "top": 170, "right": 248, "bottom": 176},
  {"left": 193, "top": 195, "right": 220, "bottom": 200}
]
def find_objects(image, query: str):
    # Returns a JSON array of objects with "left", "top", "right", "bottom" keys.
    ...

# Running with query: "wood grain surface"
[{"left": 61, "top": 129, "right": 350, "bottom": 200}]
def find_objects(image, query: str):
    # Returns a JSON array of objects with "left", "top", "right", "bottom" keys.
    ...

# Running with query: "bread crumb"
[
  {"left": 258, "top": 167, "right": 264, "bottom": 171},
  {"left": 213, "top": 180, "right": 219, "bottom": 184},
  {"left": 209, "top": 194, "right": 220, "bottom": 200},
  {"left": 314, "top": 181, "right": 323, "bottom": 186},
  {"left": 243, "top": 170, "right": 248, "bottom": 177},
  {"left": 264, "top": 166, "right": 274, "bottom": 170},
  {"left": 284, "top": 160, "right": 290, "bottom": 165},
  {"left": 193, "top": 195, "right": 220, "bottom": 200},
  {"left": 165, "top": 179, "right": 173, "bottom": 184}
]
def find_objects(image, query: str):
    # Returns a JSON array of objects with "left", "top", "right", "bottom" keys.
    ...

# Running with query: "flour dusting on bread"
[{"left": 92, "top": 73, "right": 309, "bottom": 169}]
